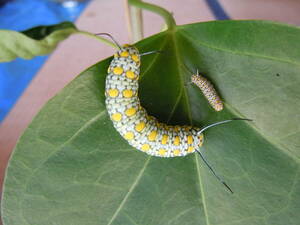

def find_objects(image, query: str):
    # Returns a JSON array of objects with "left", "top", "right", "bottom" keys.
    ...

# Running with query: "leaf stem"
[
  {"left": 78, "top": 31, "right": 119, "bottom": 49},
  {"left": 128, "top": 0, "right": 176, "bottom": 30},
  {"left": 126, "top": 3, "right": 144, "bottom": 42}
]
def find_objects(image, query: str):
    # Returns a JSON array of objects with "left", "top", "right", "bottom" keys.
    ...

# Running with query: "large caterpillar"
[
  {"left": 101, "top": 33, "right": 249, "bottom": 193},
  {"left": 105, "top": 45, "right": 204, "bottom": 158}
]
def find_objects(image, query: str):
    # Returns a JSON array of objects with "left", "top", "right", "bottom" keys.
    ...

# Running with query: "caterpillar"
[
  {"left": 105, "top": 45, "right": 204, "bottom": 158},
  {"left": 99, "top": 33, "right": 250, "bottom": 193},
  {"left": 191, "top": 71, "right": 223, "bottom": 111}
]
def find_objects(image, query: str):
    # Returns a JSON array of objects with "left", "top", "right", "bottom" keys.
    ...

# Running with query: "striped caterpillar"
[{"left": 100, "top": 33, "right": 250, "bottom": 193}]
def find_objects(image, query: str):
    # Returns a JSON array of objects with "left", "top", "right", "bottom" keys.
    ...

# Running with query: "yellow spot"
[
  {"left": 173, "top": 149, "right": 180, "bottom": 156},
  {"left": 148, "top": 130, "right": 157, "bottom": 141},
  {"left": 173, "top": 136, "right": 180, "bottom": 146},
  {"left": 124, "top": 132, "right": 134, "bottom": 140},
  {"left": 107, "top": 89, "right": 119, "bottom": 98},
  {"left": 125, "top": 70, "right": 135, "bottom": 79},
  {"left": 111, "top": 113, "right": 122, "bottom": 122},
  {"left": 123, "top": 44, "right": 130, "bottom": 47},
  {"left": 187, "top": 135, "right": 193, "bottom": 145},
  {"left": 113, "top": 67, "right": 123, "bottom": 75},
  {"left": 123, "top": 89, "right": 134, "bottom": 98},
  {"left": 131, "top": 54, "right": 139, "bottom": 62},
  {"left": 187, "top": 146, "right": 194, "bottom": 153},
  {"left": 114, "top": 53, "right": 119, "bottom": 58},
  {"left": 125, "top": 108, "right": 136, "bottom": 117},
  {"left": 199, "top": 134, "right": 204, "bottom": 146},
  {"left": 161, "top": 135, "right": 169, "bottom": 145},
  {"left": 135, "top": 122, "right": 145, "bottom": 132},
  {"left": 107, "top": 67, "right": 111, "bottom": 73},
  {"left": 141, "top": 144, "right": 150, "bottom": 151},
  {"left": 158, "top": 149, "right": 166, "bottom": 156},
  {"left": 120, "top": 51, "right": 129, "bottom": 57}
]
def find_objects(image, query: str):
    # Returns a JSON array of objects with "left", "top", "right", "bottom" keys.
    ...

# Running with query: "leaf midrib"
[
  {"left": 172, "top": 31, "right": 210, "bottom": 225},
  {"left": 139, "top": 35, "right": 170, "bottom": 81}
]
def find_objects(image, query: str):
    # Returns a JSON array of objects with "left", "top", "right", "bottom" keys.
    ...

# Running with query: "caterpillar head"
[{"left": 113, "top": 44, "right": 140, "bottom": 67}]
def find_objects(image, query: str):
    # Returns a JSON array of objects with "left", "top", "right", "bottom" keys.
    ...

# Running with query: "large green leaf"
[
  {"left": 0, "top": 22, "right": 78, "bottom": 62},
  {"left": 2, "top": 20, "right": 300, "bottom": 225}
]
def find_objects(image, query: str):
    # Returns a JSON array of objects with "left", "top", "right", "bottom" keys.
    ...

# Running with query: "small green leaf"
[
  {"left": 2, "top": 20, "right": 300, "bottom": 225},
  {"left": 0, "top": 22, "right": 78, "bottom": 62}
]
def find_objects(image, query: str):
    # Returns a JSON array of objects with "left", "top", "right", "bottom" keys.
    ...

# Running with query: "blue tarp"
[{"left": 0, "top": 0, "right": 90, "bottom": 122}]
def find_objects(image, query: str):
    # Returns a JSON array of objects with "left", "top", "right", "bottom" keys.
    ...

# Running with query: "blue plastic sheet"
[{"left": 0, "top": 0, "right": 90, "bottom": 122}]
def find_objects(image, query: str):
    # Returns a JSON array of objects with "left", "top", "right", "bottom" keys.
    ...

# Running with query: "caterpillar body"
[
  {"left": 191, "top": 73, "right": 223, "bottom": 111},
  {"left": 105, "top": 45, "right": 204, "bottom": 158}
]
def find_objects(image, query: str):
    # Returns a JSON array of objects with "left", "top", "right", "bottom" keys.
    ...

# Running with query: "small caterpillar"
[
  {"left": 191, "top": 71, "right": 223, "bottom": 111},
  {"left": 99, "top": 33, "right": 250, "bottom": 193}
]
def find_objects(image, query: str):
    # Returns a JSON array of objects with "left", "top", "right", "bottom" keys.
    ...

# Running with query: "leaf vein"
[
  {"left": 106, "top": 156, "right": 151, "bottom": 225},
  {"left": 20, "top": 111, "right": 107, "bottom": 224},
  {"left": 140, "top": 36, "right": 169, "bottom": 81},
  {"left": 180, "top": 31, "right": 300, "bottom": 67}
]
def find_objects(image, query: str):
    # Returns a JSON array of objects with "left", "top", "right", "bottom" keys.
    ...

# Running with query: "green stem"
[
  {"left": 129, "top": 6, "right": 144, "bottom": 42},
  {"left": 128, "top": 0, "right": 176, "bottom": 30},
  {"left": 78, "top": 31, "right": 118, "bottom": 49},
  {"left": 125, "top": 1, "right": 144, "bottom": 43}
]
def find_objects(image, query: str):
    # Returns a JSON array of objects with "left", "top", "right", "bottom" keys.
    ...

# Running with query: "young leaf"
[{"left": 0, "top": 22, "right": 78, "bottom": 62}]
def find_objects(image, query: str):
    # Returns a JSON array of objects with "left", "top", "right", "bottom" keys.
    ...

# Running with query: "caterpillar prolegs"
[{"left": 100, "top": 33, "right": 250, "bottom": 193}]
